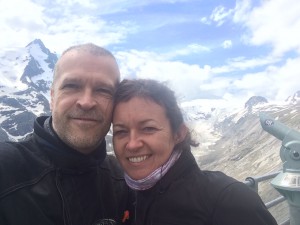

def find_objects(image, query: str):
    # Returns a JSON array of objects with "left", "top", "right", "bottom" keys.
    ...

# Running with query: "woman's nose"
[{"left": 126, "top": 133, "right": 143, "bottom": 151}]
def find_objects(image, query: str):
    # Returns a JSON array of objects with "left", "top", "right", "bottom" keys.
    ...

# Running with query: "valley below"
[{"left": 188, "top": 103, "right": 300, "bottom": 224}]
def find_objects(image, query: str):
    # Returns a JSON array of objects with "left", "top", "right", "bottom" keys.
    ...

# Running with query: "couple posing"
[{"left": 0, "top": 43, "right": 277, "bottom": 225}]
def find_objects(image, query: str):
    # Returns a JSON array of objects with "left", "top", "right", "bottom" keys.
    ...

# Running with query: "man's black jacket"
[{"left": 0, "top": 116, "right": 133, "bottom": 225}]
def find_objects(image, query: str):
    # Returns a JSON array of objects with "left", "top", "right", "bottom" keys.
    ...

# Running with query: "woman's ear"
[{"left": 174, "top": 123, "right": 188, "bottom": 144}]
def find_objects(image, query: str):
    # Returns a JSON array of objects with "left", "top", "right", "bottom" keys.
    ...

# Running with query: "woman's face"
[{"left": 113, "top": 97, "right": 180, "bottom": 180}]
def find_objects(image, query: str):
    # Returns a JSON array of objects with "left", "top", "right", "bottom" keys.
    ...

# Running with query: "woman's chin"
[{"left": 127, "top": 170, "right": 152, "bottom": 180}]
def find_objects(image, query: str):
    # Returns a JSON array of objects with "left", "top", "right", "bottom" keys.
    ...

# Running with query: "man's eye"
[{"left": 95, "top": 87, "right": 114, "bottom": 96}]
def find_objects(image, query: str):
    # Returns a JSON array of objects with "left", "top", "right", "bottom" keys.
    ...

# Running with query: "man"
[{"left": 0, "top": 44, "right": 132, "bottom": 225}]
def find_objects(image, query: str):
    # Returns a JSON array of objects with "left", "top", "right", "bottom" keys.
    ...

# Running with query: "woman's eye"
[
  {"left": 143, "top": 127, "right": 157, "bottom": 133},
  {"left": 113, "top": 130, "right": 127, "bottom": 136}
]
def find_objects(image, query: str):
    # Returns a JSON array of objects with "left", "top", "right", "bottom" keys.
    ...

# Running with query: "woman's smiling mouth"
[{"left": 128, "top": 155, "right": 150, "bottom": 163}]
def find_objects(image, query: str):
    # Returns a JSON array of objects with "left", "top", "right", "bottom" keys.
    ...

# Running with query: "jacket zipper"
[
  {"left": 134, "top": 191, "right": 137, "bottom": 224},
  {"left": 56, "top": 169, "right": 72, "bottom": 225}
]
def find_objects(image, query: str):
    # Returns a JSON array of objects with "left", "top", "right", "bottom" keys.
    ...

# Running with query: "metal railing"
[{"left": 244, "top": 171, "right": 290, "bottom": 225}]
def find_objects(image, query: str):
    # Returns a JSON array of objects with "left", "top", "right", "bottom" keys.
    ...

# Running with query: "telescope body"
[{"left": 260, "top": 113, "right": 300, "bottom": 225}]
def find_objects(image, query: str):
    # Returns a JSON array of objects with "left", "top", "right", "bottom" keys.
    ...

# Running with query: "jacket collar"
[
  {"left": 141, "top": 148, "right": 199, "bottom": 194},
  {"left": 33, "top": 116, "right": 107, "bottom": 171}
]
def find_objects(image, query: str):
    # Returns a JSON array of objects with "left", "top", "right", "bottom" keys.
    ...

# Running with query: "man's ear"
[
  {"left": 50, "top": 88, "right": 54, "bottom": 110},
  {"left": 175, "top": 123, "right": 188, "bottom": 144}
]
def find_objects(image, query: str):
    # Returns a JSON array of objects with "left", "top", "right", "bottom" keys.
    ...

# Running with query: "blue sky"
[{"left": 1, "top": 0, "right": 300, "bottom": 106}]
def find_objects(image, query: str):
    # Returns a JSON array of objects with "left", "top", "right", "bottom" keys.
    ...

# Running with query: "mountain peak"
[
  {"left": 19, "top": 39, "right": 58, "bottom": 93},
  {"left": 26, "top": 39, "right": 45, "bottom": 50},
  {"left": 29, "top": 38, "right": 44, "bottom": 45},
  {"left": 244, "top": 96, "right": 268, "bottom": 110},
  {"left": 24, "top": 39, "right": 58, "bottom": 74},
  {"left": 26, "top": 39, "right": 51, "bottom": 56},
  {"left": 286, "top": 90, "right": 300, "bottom": 104}
]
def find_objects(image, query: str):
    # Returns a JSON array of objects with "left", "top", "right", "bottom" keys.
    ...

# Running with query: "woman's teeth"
[{"left": 128, "top": 155, "right": 149, "bottom": 163}]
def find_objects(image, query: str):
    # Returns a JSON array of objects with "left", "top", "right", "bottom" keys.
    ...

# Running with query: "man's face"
[{"left": 50, "top": 50, "right": 119, "bottom": 154}]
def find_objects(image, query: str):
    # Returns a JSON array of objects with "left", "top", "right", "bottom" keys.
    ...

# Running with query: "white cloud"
[
  {"left": 115, "top": 45, "right": 300, "bottom": 105},
  {"left": 270, "top": 57, "right": 300, "bottom": 101},
  {"left": 0, "top": 0, "right": 138, "bottom": 53},
  {"left": 232, "top": 70, "right": 275, "bottom": 96},
  {"left": 227, "top": 57, "right": 300, "bottom": 102},
  {"left": 0, "top": 0, "right": 46, "bottom": 48},
  {"left": 210, "top": 5, "right": 233, "bottom": 26},
  {"left": 232, "top": 0, "right": 252, "bottom": 24},
  {"left": 163, "top": 44, "right": 210, "bottom": 59},
  {"left": 200, "top": 17, "right": 210, "bottom": 25},
  {"left": 199, "top": 76, "right": 234, "bottom": 98},
  {"left": 41, "top": 16, "right": 137, "bottom": 53},
  {"left": 54, "top": 0, "right": 97, "bottom": 8},
  {"left": 222, "top": 40, "right": 232, "bottom": 49},
  {"left": 84, "top": 0, "right": 191, "bottom": 15},
  {"left": 233, "top": 0, "right": 300, "bottom": 56},
  {"left": 116, "top": 50, "right": 212, "bottom": 100},
  {"left": 212, "top": 55, "right": 280, "bottom": 74}
]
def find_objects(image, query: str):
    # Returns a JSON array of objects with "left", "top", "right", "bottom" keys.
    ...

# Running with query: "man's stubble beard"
[{"left": 52, "top": 110, "right": 111, "bottom": 153}]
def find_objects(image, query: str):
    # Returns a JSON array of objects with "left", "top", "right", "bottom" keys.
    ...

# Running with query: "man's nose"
[{"left": 77, "top": 89, "right": 96, "bottom": 109}]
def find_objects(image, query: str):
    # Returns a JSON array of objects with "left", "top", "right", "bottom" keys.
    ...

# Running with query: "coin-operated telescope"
[{"left": 260, "top": 113, "right": 300, "bottom": 225}]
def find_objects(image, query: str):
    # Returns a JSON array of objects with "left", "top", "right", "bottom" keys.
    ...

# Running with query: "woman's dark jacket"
[
  {"left": 133, "top": 148, "right": 278, "bottom": 225},
  {"left": 0, "top": 116, "right": 132, "bottom": 225}
]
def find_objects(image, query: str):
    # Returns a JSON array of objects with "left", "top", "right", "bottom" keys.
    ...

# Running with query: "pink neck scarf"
[{"left": 124, "top": 149, "right": 183, "bottom": 191}]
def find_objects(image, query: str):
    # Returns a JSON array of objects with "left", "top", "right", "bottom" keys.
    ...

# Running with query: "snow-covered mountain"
[
  {"left": 286, "top": 90, "right": 300, "bottom": 104},
  {"left": 0, "top": 39, "right": 56, "bottom": 141},
  {"left": 181, "top": 96, "right": 299, "bottom": 224},
  {"left": 181, "top": 95, "right": 300, "bottom": 159}
]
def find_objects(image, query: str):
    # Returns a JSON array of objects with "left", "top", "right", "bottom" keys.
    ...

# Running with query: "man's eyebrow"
[
  {"left": 95, "top": 81, "right": 114, "bottom": 88},
  {"left": 61, "top": 77, "right": 81, "bottom": 83},
  {"left": 60, "top": 78, "right": 114, "bottom": 89}
]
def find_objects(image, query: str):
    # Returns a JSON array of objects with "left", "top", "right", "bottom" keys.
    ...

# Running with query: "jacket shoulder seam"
[{"left": 0, "top": 167, "right": 56, "bottom": 200}]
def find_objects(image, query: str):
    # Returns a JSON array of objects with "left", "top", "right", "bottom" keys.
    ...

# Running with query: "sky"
[{"left": 1, "top": 0, "right": 300, "bottom": 107}]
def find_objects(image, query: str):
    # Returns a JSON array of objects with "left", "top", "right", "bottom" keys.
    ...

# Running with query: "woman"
[{"left": 112, "top": 79, "right": 277, "bottom": 225}]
